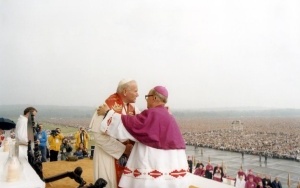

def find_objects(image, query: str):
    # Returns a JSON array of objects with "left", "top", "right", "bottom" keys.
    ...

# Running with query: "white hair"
[{"left": 116, "top": 78, "right": 135, "bottom": 93}]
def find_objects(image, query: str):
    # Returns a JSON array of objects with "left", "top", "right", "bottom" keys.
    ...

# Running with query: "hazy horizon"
[
  {"left": 2, "top": 104, "right": 300, "bottom": 111},
  {"left": 1, "top": 0, "right": 300, "bottom": 110},
  {"left": 2, "top": 104, "right": 300, "bottom": 120}
]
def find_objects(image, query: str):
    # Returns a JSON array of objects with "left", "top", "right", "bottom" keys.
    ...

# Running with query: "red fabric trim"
[
  {"left": 123, "top": 167, "right": 187, "bottom": 179},
  {"left": 105, "top": 93, "right": 124, "bottom": 114}
]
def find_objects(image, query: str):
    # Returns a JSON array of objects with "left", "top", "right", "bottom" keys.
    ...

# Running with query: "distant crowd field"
[{"left": 178, "top": 116, "right": 300, "bottom": 160}]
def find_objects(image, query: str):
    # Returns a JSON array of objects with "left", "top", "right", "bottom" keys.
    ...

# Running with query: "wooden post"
[{"left": 287, "top": 173, "right": 291, "bottom": 188}]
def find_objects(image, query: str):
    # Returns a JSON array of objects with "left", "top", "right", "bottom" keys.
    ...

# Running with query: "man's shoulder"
[
  {"left": 17, "top": 115, "right": 27, "bottom": 122},
  {"left": 105, "top": 93, "right": 120, "bottom": 103},
  {"left": 105, "top": 93, "right": 124, "bottom": 113}
]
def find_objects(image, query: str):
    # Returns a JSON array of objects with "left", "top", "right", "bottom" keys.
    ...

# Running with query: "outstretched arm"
[
  {"left": 90, "top": 109, "right": 126, "bottom": 159},
  {"left": 100, "top": 110, "right": 136, "bottom": 142},
  {"left": 92, "top": 131, "right": 125, "bottom": 159}
]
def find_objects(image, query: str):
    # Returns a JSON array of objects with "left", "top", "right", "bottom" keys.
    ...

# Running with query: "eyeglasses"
[{"left": 145, "top": 95, "right": 154, "bottom": 99}]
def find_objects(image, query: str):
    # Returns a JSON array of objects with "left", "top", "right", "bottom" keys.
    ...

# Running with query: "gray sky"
[{"left": 1, "top": 0, "right": 300, "bottom": 110}]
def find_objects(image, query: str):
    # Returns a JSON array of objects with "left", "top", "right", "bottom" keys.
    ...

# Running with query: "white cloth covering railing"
[
  {"left": 189, "top": 174, "right": 235, "bottom": 188},
  {"left": 0, "top": 146, "right": 45, "bottom": 188}
]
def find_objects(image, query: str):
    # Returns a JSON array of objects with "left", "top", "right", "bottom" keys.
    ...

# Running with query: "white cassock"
[
  {"left": 89, "top": 104, "right": 139, "bottom": 188},
  {"left": 15, "top": 115, "right": 28, "bottom": 145},
  {"left": 15, "top": 115, "right": 30, "bottom": 156},
  {"left": 235, "top": 179, "right": 246, "bottom": 188},
  {"left": 100, "top": 110, "right": 190, "bottom": 188}
]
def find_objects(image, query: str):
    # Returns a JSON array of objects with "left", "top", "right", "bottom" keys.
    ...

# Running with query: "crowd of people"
[
  {"left": 190, "top": 155, "right": 298, "bottom": 188},
  {"left": 182, "top": 118, "right": 300, "bottom": 161},
  {"left": 192, "top": 161, "right": 289, "bottom": 188}
]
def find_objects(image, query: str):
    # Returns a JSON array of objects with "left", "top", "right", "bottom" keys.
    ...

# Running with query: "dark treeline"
[{"left": 1, "top": 105, "right": 300, "bottom": 119}]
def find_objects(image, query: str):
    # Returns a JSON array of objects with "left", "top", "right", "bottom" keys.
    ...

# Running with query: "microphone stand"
[{"left": 44, "top": 166, "right": 107, "bottom": 188}]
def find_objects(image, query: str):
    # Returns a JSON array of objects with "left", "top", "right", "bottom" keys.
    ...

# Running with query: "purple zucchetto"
[{"left": 154, "top": 86, "right": 168, "bottom": 97}]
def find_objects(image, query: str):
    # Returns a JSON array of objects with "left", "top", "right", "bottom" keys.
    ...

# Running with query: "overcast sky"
[{"left": 1, "top": 0, "right": 300, "bottom": 110}]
